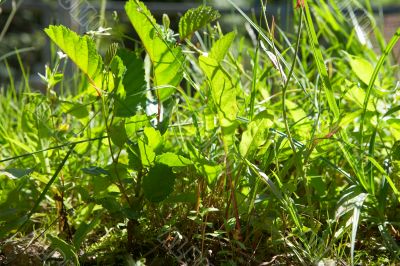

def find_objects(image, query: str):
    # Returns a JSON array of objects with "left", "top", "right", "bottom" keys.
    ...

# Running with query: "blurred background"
[{"left": 0, "top": 0, "right": 399, "bottom": 88}]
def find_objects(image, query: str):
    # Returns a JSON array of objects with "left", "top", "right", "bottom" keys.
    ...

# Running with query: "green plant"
[{"left": 0, "top": 0, "right": 400, "bottom": 264}]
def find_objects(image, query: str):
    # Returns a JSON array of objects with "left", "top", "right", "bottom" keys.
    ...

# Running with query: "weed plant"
[{"left": 0, "top": 0, "right": 400, "bottom": 265}]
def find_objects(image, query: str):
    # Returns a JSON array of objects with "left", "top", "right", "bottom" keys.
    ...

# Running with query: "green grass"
[{"left": 0, "top": 0, "right": 400, "bottom": 265}]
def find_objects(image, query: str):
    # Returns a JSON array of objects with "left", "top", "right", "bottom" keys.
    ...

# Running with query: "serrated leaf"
[
  {"left": 44, "top": 25, "right": 103, "bottom": 93},
  {"left": 47, "top": 234, "right": 79, "bottom": 265},
  {"left": 209, "top": 31, "right": 236, "bottom": 63},
  {"left": 179, "top": 5, "right": 220, "bottom": 40},
  {"left": 125, "top": 0, "right": 184, "bottom": 101},
  {"left": 156, "top": 152, "right": 192, "bottom": 167},
  {"left": 143, "top": 164, "right": 175, "bottom": 202},
  {"left": 111, "top": 49, "right": 147, "bottom": 117}
]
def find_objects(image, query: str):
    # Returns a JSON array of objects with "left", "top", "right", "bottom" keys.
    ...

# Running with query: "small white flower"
[{"left": 57, "top": 51, "right": 67, "bottom": 59}]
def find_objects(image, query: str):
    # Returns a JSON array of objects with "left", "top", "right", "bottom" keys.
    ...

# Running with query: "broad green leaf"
[
  {"left": 125, "top": 0, "right": 184, "bottom": 101},
  {"left": 156, "top": 152, "right": 192, "bottom": 167},
  {"left": 209, "top": 31, "right": 236, "bottom": 63},
  {"left": 199, "top": 55, "right": 238, "bottom": 145},
  {"left": 95, "top": 197, "right": 123, "bottom": 217},
  {"left": 239, "top": 118, "right": 272, "bottom": 157},
  {"left": 347, "top": 55, "right": 377, "bottom": 86},
  {"left": 285, "top": 100, "right": 307, "bottom": 122},
  {"left": 109, "top": 119, "right": 128, "bottom": 148},
  {"left": 138, "top": 127, "right": 163, "bottom": 166},
  {"left": 179, "top": 5, "right": 220, "bottom": 40},
  {"left": 111, "top": 49, "right": 147, "bottom": 117},
  {"left": 128, "top": 143, "right": 142, "bottom": 171},
  {"left": 60, "top": 101, "right": 89, "bottom": 119},
  {"left": 343, "top": 82, "right": 374, "bottom": 111},
  {"left": 309, "top": 176, "right": 326, "bottom": 196},
  {"left": 47, "top": 235, "right": 79, "bottom": 265},
  {"left": 143, "top": 164, "right": 175, "bottom": 202},
  {"left": 125, "top": 114, "right": 152, "bottom": 140},
  {"left": 107, "top": 163, "right": 129, "bottom": 184},
  {"left": 44, "top": 25, "right": 103, "bottom": 93},
  {"left": 338, "top": 110, "right": 363, "bottom": 129},
  {"left": 203, "top": 164, "right": 222, "bottom": 186}
]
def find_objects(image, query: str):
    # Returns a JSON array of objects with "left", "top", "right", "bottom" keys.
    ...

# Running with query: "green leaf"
[
  {"left": 309, "top": 176, "right": 326, "bottom": 196},
  {"left": 157, "top": 98, "right": 176, "bottom": 135},
  {"left": 143, "top": 164, "right": 175, "bottom": 202},
  {"left": 164, "top": 192, "right": 196, "bottom": 203},
  {"left": 343, "top": 82, "right": 374, "bottom": 111},
  {"left": 384, "top": 105, "right": 400, "bottom": 117},
  {"left": 125, "top": 114, "right": 152, "bottom": 140},
  {"left": 60, "top": 101, "right": 89, "bottom": 119},
  {"left": 303, "top": 2, "right": 339, "bottom": 119},
  {"left": 125, "top": 0, "right": 184, "bottom": 101},
  {"left": 347, "top": 55, "right": 377, "bottom": 86},
  {"left": 392, "top": 141, "right": 400, "bottom": 161},
  {"left": 105, "top": 42, "right": 119, "bottom": 67},
  {"left": 111, "top": 49, "right": 147, "bottom": 117},
  {"left": 156, "top": 152, "right": 192, "bottom": 167},
  {"left": 199, "top": 55, "right": 238, "bottom": 145},
  {"left": 44, "top": 25, "right": 103, "bottom": 92},
  {"left": 239, "top": 117, "right": 273, "bottom": 157},
  {"left": 72, "top": 215, "right": 100, "bottom": 250},
  {"left": 47, "top": 234, "right": 79, "bottom": 265},
  {"left": 82, "top": 166, "right": 109, "bottom": 176},
  {"left": 179, "top": 5, "right": 221, "bottom": 40},
  {"left": 203, "top": 164, "right": 222, "bottom": 186},
  {"left": 109, "top": 119, "right": 128, "bottom": 148},
  {"left": 107, "top": 163, "right": 129, "bottom": 184},
  {"left": 0, "top": 168, "right": 33, "bottom": 179},
  {"left": 138, "top": 127, "right": 163, "bottom": 166},
  {"left": 367, "top": 156, "right": 400, "bottom": 202},
  {"left": 209, "top": 31, "right": 236, "bottom": 63}
]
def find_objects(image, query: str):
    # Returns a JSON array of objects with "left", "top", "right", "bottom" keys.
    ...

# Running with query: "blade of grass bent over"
[
  {"left": 303, "top": 0, "right": 339, "bottom": 119},
  {"left": 360, "top": 28, "right": 400, "bottom": 147}
]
